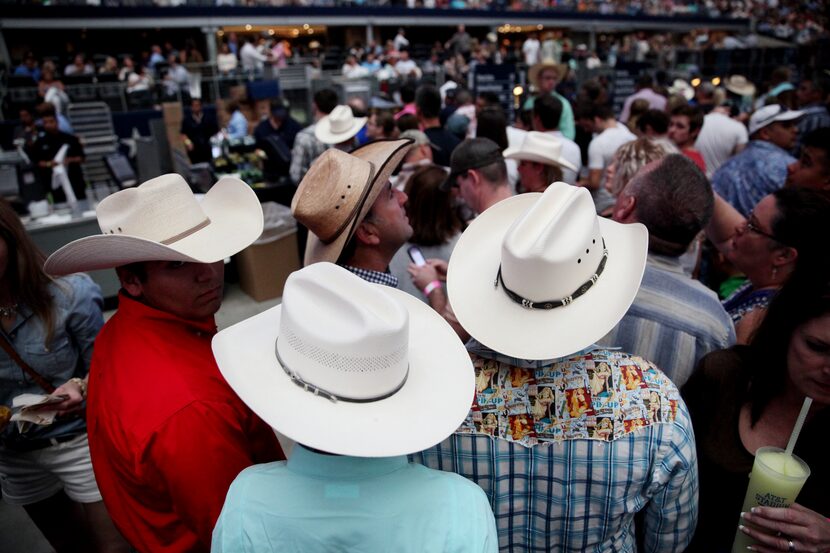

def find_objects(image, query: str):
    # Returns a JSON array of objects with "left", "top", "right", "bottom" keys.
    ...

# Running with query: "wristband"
[{"left": 423, "top": 280, "right": 442, "bottom": 297}]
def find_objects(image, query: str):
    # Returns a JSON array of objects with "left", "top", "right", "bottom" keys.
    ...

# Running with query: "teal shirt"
[
  {"left": 523, "top": 91, "right": 576, "bottom": 140},
  {"left": 213, "top": 444, "right": 499, "bottom": 553}
]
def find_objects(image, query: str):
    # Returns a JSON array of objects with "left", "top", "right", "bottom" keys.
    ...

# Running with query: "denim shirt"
[{"left": 1, "top": 274, "right": 103, "bottom": 439}]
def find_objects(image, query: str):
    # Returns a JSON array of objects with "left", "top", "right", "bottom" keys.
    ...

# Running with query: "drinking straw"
[{"left": 785, "top": 397, "right": 813, "bottom": 457}]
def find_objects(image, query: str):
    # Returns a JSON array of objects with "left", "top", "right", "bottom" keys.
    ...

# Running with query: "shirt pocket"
[{"left": 23, "top": 336, "right": 78, "bottom": 384}]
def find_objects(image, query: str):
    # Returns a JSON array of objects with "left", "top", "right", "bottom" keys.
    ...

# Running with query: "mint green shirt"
[
  {"left": 523, "top": 91, "right": 576, "bottom": 140},
  {"left": 212, "top": 444, "right": 498, "bottom": 553}
]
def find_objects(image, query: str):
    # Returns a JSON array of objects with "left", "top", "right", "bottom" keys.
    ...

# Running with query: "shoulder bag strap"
[{"left": 0, "top": 333, "right": 56, "bottom": 394}]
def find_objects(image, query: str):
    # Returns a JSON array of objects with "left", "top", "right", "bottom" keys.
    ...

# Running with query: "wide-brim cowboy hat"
[
  {"left": 447, "top": 183, "right": 648, "bottom": 360},
  {"left": 295, "top": 138, "right": 411, "bottom": 266},
  {"left": 503, "top": 131, "right": 577, "bottom": 172},
  {"left": 212, "top": 262, "right": 475, "bottom": 457},
  {"left": 528, "top": 59, "right": 568, "bottom": 89},
  {"left": 668, "top": 79, "right": 695, "bottom": 101},
  {"left": 44, "top": 174, "right": 263, "bottom": 276},
  {"left": 315, "top": 105, "right": 368, "bottom": 145},
  {"left": 724, "top": 75, "right": 756, "bottom": 97}
]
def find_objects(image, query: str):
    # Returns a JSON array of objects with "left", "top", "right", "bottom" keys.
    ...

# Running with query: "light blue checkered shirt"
[{"left": 411, "top": 342, "right": 699, "bottom": 553}]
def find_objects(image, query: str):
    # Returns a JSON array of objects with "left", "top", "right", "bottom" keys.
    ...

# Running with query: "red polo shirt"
[{"left": 87, "top": 293, "right": 283, "bottom": 553}]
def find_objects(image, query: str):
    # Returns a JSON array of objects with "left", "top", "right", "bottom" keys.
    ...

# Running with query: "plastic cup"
[{"left": 731, "top": 447, "right": 811, "bottom": 553}]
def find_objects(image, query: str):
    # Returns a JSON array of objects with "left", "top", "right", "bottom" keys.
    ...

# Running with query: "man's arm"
[
  {"left": 705, "top": 192, "right": 744, "bottom": 257},
  {"left": 642, "top": 400, "right": 699, "bottom": 553},
  {"left": 585, "top": 140, "right": 604, "bottom": 191},
  {"left": 145, "top": 401, "right": 273, "bottom": 550}
]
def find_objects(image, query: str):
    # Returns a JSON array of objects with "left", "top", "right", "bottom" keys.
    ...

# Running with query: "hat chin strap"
[
  {"left": 494, "top": 238, "right": 608, "bottom": 310},
  {"left": 274, "top": 339, "right": 409, "bottom": 404}
]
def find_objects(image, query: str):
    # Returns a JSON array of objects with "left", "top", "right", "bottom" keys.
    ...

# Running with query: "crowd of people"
[{"left": 2, "top": 38, "right": 830, "bottom": 553}]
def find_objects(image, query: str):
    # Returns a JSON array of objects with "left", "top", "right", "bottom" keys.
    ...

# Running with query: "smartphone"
[{"left": 407, "top": 245, "right": 427, "bottom": 266}]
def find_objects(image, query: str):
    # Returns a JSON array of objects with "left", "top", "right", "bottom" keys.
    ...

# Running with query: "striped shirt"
[
  {"left": 412, "top": 342, "right": 698, "bottom": 553},
  {"left": 598, "top": 254, "right": 736, "bottom": 387}
]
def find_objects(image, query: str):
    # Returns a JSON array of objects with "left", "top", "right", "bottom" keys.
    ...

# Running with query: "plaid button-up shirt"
[
  {"left": 412, "top": 341, "right": 698, "bottom": 553},
  {"left": 342, "top": 265, "right": 398, "bottom": 288}
]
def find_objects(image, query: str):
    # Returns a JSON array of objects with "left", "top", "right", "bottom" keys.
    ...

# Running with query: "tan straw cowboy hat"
[
  {"left": 291, "top": 139, "right": 412, "bottom": 266},
  {"left": 528, "top": 59, "right": 569, "bottom": 89},
  {"left": 44, "top": 174, "right": 263, "bottom": 276}
]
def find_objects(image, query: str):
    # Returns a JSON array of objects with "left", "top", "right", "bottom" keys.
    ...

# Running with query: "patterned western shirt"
[
  {"left": 412, "top": 341, "right": 699, "bottom": 553},
  {"left": 711, "top": 140, "right": 796, "bottom": 217},
  {"left": 341, "top": 265, "right": 398, "bottom": 288}
]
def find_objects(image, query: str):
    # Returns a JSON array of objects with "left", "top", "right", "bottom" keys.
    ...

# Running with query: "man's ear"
[
  {"left": 115, "top": 266, "right": 144, "bottom": 298},
  {"left": 612, "top": 193, "right": 637, "bottom": 223},
  {"left": 354, "top": 218, "right": 380, "bottom": 246}
]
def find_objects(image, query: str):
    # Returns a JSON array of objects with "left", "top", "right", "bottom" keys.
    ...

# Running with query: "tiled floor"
[{"left": 0, "top": 284, "right": 281, "bottom": 553}]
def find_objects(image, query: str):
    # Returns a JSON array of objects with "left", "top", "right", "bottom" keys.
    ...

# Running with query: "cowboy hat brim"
[
  {"left": 503, "top": 147, "right": 577, "bottom": 172},
  {"left": 528, "top": 60, "right": 568, "bottom": 89},
  {"left": 44, "top": 177, "right": 264, "bottom": 276},
  {"left": 304, "top": 139, "right": 411, "bottom": 265},
  {"left": 314, "top": 116, "right": 369, "bottom": 145},
  {"left": 447, "top": 193, "right": 648, "bottom": 361},
  {"left": 211, "top": 285, "right": 475, "bottom": 457}
]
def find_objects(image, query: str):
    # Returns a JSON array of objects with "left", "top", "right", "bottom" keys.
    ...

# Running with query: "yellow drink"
[{"left": 732, "top": 447, "right": 810, "bottom": 553}]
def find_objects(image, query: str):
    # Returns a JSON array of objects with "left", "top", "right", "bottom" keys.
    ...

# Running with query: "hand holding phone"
[{"left": 407, "top": 246, "right": 427, "bottom": 267}]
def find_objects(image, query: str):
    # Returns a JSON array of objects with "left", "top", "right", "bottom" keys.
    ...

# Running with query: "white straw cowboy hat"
[
  {"left": 212, "top": 262, "right": 475, "bottom": 457},
  {"left": 314, "top": 105, "right": 368, "bottom": 145},
  {"left": 448, "top": 182, "right": 648, "bottom": 360},
  {"left": 724, "top": 75, "right": 756, "bottom": 97},
  {"left": 528, "top": 59, "right": 568, "bottom": 89},
  {"left": 668, "top": 79, "right": 695, "bottom": 101},
  {"left": 503, "top": 131, "right": 577, "bottom": 172},
  {"left": 292, "top": 139, "right": 411, "bottom": 266},
  {"left": 44, "top": 173, "right": 263, "bottom": 276}
]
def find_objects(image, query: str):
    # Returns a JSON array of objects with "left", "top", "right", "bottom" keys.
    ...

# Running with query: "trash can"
[{"left": 235, "top": 202, "right": 299, "bottom": 302}]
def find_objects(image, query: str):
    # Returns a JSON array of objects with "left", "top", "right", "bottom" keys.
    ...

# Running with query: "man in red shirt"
[
  {"left": 44, "top": 174, "right": 284, "bottom": 553},
  {"left": 669, "top": 104, "right": 707, "bottom": 173}
]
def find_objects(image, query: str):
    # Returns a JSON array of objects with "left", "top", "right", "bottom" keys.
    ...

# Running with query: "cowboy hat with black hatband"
[
  {"left": 44, "top": 173, "right": 263, "bottom": 276},
  {"left": 447, "top": 181, "right": 648, "bottom": 360}
]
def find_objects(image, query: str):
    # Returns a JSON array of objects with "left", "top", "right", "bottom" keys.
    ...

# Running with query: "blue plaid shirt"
[
  {"left": 412, "top": 341, "right": 698, "bottom": 553},
  {"left": 711, "top": 140, "right": 796, "bottom": 217}
]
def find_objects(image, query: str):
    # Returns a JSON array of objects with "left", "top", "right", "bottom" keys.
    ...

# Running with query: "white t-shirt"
[
  {"left": 695, "top": 112, "right": 749, "bottom": 178},
  {"left": 504, "top": 126, "right": 527, "bottom": 193},
  {"left": 522, "top": 39, "right": 541, "bottom": 66},
  {"left": 588, "top": 123, "right": 636, "bottom": 173},
  {"left": 545, "top": 130, "right": 583, "bottom": 185}
]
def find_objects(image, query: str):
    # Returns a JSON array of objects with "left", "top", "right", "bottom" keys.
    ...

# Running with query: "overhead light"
[
  {"left": 217, "top": 30, "right": 225, "bottom": 37},
  {"left": 268, "top": 29, "right": 275, "bottom": 35},
  {"left": 303, "top": 23, "right": 310, "bottom": 29},
  {"left": 245, "top": 24, "right": 252, "bottom": 31},
  {"left": 691, "top": 78, "right": 702, "bottom": 87},
  {"left": 537, "top": 24, "right": 543, "bottom": 30},
  {"left": 711, "top": 77, "right": 721, "bottom": 86},
  {"left": 513, "top": 85, "right": 524, "bottom": 96}
]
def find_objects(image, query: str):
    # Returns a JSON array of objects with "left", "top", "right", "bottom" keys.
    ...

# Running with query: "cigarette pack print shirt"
[{"left": 412, "top": 342, "right": 699, "bottom": 553}]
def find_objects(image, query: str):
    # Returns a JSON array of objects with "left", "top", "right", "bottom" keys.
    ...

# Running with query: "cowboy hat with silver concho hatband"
[
  {"left": 211, "top": 262, "right": 475, "bottom": 457},
  {"left": 43, "top": 174, "right": 263, "bottom": 276},
  {"left": 447, "top": 181, "right": 648, "bottom": 361},
  {"left": 292, "top": 138, "right": 412, "bottom": 266}
]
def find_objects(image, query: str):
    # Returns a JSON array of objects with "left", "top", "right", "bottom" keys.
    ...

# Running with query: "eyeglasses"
[{"left": 745, "top": 211, "right": 781, "bottom": 242}]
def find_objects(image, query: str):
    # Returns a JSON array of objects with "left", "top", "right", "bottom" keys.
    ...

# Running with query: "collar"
[
  {"left": 116, "top": 291, "right": 217, "bottom": 336},
  {"left": 287, "top": 444, "right": 407, "bottom": 479},
  {"left": 646, "top": 252, "right": 685, "bottom": 274},
  {"left": 748, "top": 139, "right": 790, "bottom": 154},
  {"left": 341, "top": 266, "right": 398, "bottom": 288},
  {"left": 465, "top": 338, "right": 602, "bottom": 367}
]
